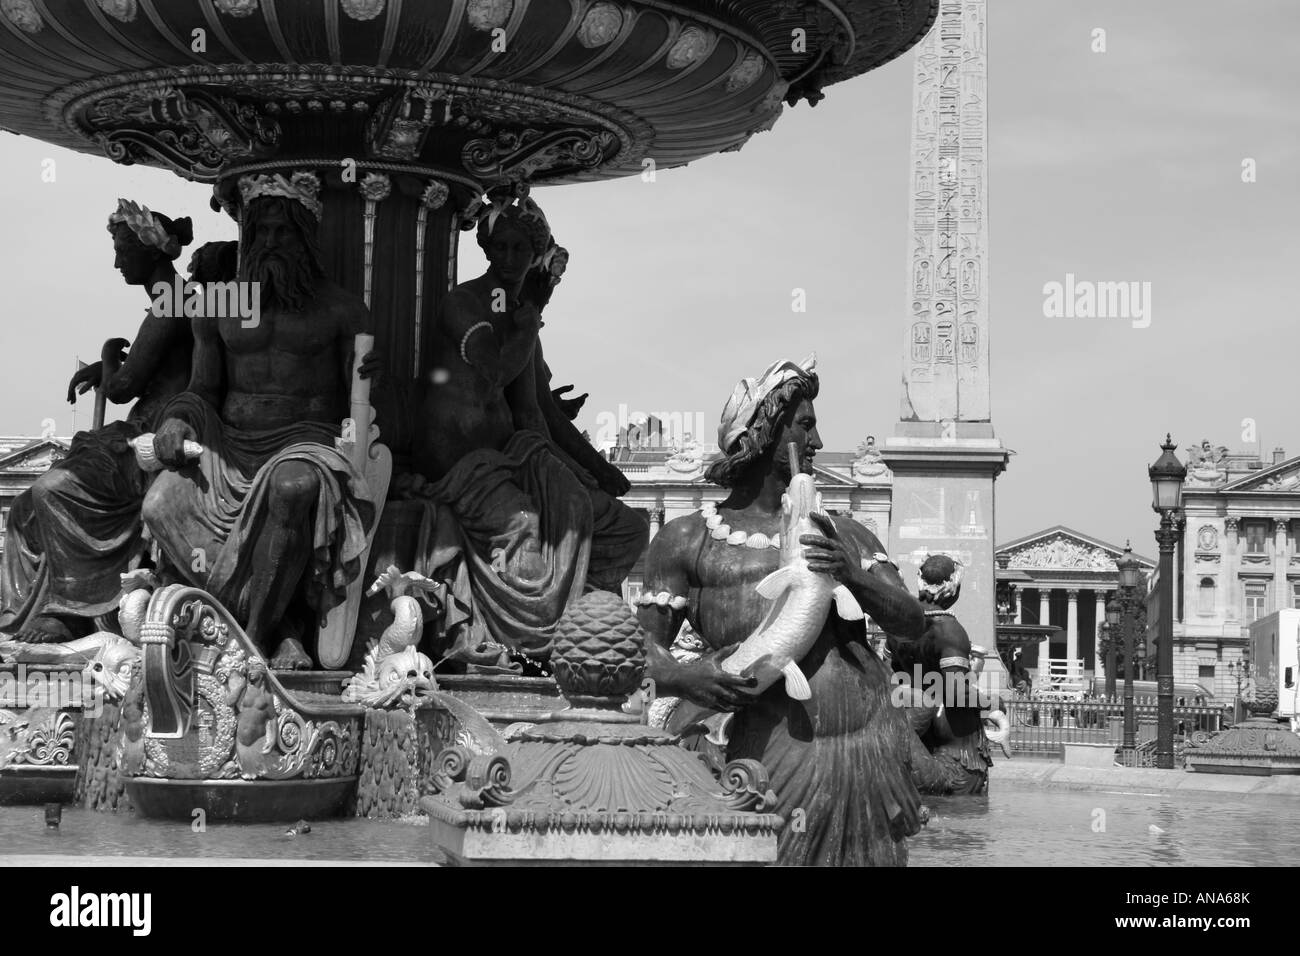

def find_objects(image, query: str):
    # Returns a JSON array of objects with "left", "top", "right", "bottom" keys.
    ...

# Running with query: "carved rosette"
[
  {"left": 96, "top": 0, "right": 138, "bottom": 23},
  {"left": 725, "top": 53, "right": 766, "bottom": 93},
  {"left": 0, "top": 0, "right": 42, "bottom": 33},
  {"left": 578, "top": 2, "right": 623, "bottom": 48},
  {"left": 467, "top": 0, "right": 513, "bottom": 32},
  {"left": 420, "top": 179, "right": 450, "bottom": 209},
  {"left": 341, "top": 0, "right": 386, "bottom": 21},
  {"left": 215, "top": 0, "right": 259, "bottom": 15},
  {"left": 359, "top": 171, "right": 393, "bottom": 203},
  {"left": 667, "top": 26, "right": 713, "bottom": 69}
]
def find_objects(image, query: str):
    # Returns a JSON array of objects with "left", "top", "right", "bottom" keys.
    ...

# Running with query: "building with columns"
[
  {"left": 994, "top": 527, "right": 1155, "bottom": 683},
  {"left": 1145, "top": 442, "right": 1300, "bottom": 700}
]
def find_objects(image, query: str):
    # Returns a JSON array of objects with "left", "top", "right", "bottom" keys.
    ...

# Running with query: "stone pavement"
[{"left": 992, "top": 759, "right": 1300, "bottom": 798}]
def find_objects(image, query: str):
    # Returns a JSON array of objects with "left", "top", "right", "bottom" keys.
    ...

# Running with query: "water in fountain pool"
[{"left": 0, "top": 783, "right": 1293, "bottom": 865}]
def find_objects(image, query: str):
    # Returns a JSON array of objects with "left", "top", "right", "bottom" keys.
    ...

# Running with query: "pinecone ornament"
[{"left": 551, "top": 591, "right": 646, "bottom": 709}]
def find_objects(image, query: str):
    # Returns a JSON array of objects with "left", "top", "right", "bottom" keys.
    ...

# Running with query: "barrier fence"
[{"left": 1004, "top": 697, "right": 1227, "bottom": 762}]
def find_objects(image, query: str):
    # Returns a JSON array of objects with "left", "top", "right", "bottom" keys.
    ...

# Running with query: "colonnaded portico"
[{"left": 996, "top": 526, "right": 1155, "bottom": 682}]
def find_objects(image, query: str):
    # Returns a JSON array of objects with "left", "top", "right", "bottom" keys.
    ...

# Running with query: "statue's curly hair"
[
  {"left": 704, "top": 370, "right": 820, "bottom": 488},
  {"left": 476, "top": 206, "right": 551, "bottom": 259}
]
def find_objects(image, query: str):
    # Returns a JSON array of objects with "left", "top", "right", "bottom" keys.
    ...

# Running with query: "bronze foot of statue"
[{"left": 270, "top": 636, "right": 313, "bottom": 670}]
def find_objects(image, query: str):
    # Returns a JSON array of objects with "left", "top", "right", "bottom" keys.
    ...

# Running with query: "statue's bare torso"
[{"left": 200, "top": 280, "right": 360, "bottom": 430}]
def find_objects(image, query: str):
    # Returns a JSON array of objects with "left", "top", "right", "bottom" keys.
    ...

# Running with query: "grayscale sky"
[{"left": 0, "top": 0, "right": 1296, "bottom": 554}]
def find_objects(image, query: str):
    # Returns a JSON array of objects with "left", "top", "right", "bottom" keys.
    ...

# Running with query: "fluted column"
[
  {"left": 1014, "top": 589, "right": 1023, "bottom": 624},
  {"left": 1066, "top": 589, "right": 1079, "bottom": 667},
  {"left": 1274, "top": 518, "right": 1289, "bottom": 611},
  {"left": 1094, "top": 591, "right": 1107, "bottom": 676},
  {"left": 1224, "top": 517, "right": 1239, "bottom": 622},
  {"left": 648, "top": 507, "right": 663, "bottom": 541},
  {"left": 1038, "top": 588, "right": 1052, "bottom": 682}
]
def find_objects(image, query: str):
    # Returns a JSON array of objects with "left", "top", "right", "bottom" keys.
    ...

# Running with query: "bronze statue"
[
  {"left": 410, "top": 189, "right": 646, "bottom": 664},
  {"left": 889, "top": 554, "right": 993, "bottom": 795},
  {"left": 0, "top": 202, "right": 203, "bottom": 642},
  {"left": 143, "top": 172, "right": 379, "bottom": 668},
  {"left": 640, "top": 358, "right": 927, "bottom": 866}
]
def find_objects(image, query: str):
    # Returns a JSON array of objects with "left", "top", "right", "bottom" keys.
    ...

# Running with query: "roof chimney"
[{"left": 1274, "top": 447, "right": 1286, "bottom": 465}]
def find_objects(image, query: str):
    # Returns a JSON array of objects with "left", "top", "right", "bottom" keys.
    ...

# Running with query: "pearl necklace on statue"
[
  {"left": 924, "top": 609, "right": 955, "bottom": 618},
  {"left": 699, "top": 502, "right": 781, "bottom": 550}
]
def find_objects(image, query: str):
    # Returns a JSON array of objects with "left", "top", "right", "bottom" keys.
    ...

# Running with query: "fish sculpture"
[
  {"left": 716, "top": 452, "right": 864, "bottom": 701},
  {"left": 680, "top": 446, "right": 865, "bottom": 746}
]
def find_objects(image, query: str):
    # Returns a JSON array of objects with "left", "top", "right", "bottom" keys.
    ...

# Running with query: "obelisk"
[{"left": 882, "top": 0, "right": 1009, "bottom": 662}]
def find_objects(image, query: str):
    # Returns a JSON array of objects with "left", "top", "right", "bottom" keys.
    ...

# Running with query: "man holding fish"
[{"left": 640, "top": 357, "right": 928, "bottom": 866}]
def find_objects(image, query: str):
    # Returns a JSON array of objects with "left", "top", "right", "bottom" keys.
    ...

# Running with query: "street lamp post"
[
  {"left": 1113, "top": 544, "right": 1144, "bottom": 759},
  {"left": 1101, "top": 620, "right": 1117, "bottom": 699},
  {"left": 1149, "top": 435, "right": 1187, "bottom": 770}
]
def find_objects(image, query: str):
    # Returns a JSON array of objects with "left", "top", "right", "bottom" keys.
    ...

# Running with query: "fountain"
[{"left": 0, "top": 0, "right": 938, "bottom": 857}]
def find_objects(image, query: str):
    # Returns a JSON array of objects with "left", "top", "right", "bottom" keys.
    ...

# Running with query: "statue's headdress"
[
  {"left": 107, "top": 199, "right": 193, "bottom": 260},
  {"left": 918, "top": 554, "right": 964, "bottom": 602},
  {"left": 237, "top": 171, "right": 323, "bottom": 219},
  {"left": 475, "top": 184, "right": 553, "bottom": 262},
  {"left": 716, "top": 354, "right": 817, "bottom": 453}
]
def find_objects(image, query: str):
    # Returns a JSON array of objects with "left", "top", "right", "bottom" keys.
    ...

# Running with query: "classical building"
[
  {"left": 0, "top": 436, "right": 70, "bottom": 564},
  {"left": 993, "top": 527, "right": 1155, "bottom": 684},
  {"left": 1145, "top": 443, "right": 1299, "bottom": 700}
]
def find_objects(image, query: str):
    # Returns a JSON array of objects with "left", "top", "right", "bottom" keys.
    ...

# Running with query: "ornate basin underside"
[{"left": 0, "top": 0, "right": 936, "bottom": 185}]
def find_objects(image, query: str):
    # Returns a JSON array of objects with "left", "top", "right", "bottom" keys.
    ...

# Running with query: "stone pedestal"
[
  {"left": 421, "top": 591, "right": 782, "bottom": 865},
  {"left": 882, "top": 431, "right": 1009, "bottom": 655},
  {"left": 1185, "top": 717, "right": 1300, "bottom": 775}
]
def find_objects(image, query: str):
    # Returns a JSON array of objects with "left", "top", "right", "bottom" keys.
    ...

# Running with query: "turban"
[{"left": 716, "top": 354, "right": 817, "bottom": 453}]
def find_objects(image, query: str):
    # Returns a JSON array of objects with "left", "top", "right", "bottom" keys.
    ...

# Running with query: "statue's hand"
[
  {"left": 358, "top": 349, "right": 383, "bottom": 386},
  {"left": 592, "top": 457, "right": 631, "bottom": 497},
  {"left": 675, "top": 645, "right": 758, "bottom": 712},
  {"left": 800, "top": 512, "right": 857, "bottom": 585},
  {"left": 67, "top": 363, "right": 102, "bottom": 404},
  {"left": 513, "top": 302, "right": 542, "bottom": 335},
  {"left": 551, "top": 384, "right": 588, "bottom": 421},
  {"left": 154, "top": 417, "right": 198, "bottom": 470}
]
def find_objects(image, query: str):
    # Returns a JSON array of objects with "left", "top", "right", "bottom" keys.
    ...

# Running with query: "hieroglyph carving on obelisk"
[{"left": 902, "top": 0, "right": 989, "bottom": 423}]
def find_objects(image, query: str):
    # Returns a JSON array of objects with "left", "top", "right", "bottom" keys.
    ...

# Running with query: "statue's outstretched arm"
[
  {"left": 532, "top": 340, "right": 630, "bottom": 498},
  {"left": 105, "top": 276, "right": 181, "bottom": 403}
]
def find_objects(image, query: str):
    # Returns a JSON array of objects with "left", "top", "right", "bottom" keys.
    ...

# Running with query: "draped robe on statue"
[
  {"left": 0, "top": 420, "right": 148, "bottom": 631},
  {"left": 141, "top": 393, "right": 373, "bottom": 624},
  {"left": 411, "top": 429, "right": 644, "bottom": 658}
]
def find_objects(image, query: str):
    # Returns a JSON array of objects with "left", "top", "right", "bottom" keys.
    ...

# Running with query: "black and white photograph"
[{"left": 0, "top": 0, "right": 1291, "bottom": 908}]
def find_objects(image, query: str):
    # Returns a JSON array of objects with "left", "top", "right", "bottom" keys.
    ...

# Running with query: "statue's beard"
[{"left": 242, "top": 243, "right": 316, "bottom": 313}]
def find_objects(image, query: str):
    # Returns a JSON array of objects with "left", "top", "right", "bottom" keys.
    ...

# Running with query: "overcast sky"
[{"left": 0, "top": 0, "right": 1296, "bottom": 553}]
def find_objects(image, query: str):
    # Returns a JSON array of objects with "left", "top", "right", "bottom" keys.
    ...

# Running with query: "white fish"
[
  {"left": 984, "top": 709, "right": 1012, "bottom": 759},
  {"left": 718, "top": 471, "right": 864, "bottom": 701}
]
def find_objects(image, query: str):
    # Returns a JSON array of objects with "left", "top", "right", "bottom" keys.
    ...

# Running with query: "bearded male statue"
[{"left": 143, "top": 172, "right": 379, "bottom": 668}]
